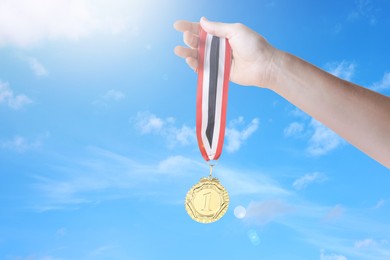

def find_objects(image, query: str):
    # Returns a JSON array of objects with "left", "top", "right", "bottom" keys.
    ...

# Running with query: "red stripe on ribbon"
[{"left": 196, "top": 28, "right": 208, "bottom": 161}]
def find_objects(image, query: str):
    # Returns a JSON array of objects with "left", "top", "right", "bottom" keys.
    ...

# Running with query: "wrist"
[{"left": 257, "top": 48, "right": 285, "bottom": 90}]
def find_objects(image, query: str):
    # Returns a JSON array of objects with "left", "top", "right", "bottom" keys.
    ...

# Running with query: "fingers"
[
  {"left": 183, "top": 31, "right": 198, "bottom": 49},
  {"left": 199, "top": 17, "right": 237, "bottom": 39},
  {"left": 173, "top": 20, "right": 199, "bottom": 34},
  {"left": 173, "top": 20, "right": 199, "bottom": 71},
  {"left": 174, "top": 46, "right": 197, "bottom": 59},
  {"left": 186, "top": 57, "right": 198, "bottom": 71},
  {"left": 174, "top": 46, "right": 198, "bottom": 71},
  {"left": 174, "top": 21, "right": 199, "bottom": 49}
]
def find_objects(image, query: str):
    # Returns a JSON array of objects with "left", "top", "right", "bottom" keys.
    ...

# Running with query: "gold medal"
[{"left": 185, "top": 166, "right": 229, "bottom": 223}]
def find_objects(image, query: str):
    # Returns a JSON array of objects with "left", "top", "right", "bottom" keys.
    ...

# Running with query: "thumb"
[{"left": 200, "top": 17, "right": 235, "bottom": 39}]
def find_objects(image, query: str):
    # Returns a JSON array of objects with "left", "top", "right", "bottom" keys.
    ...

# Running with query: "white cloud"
[
  {"left": 354, "top": 238, "right": 377, "bottom": 249},
  {"left": 290, "top": 107, "right": 309, "bottom": 119},
  {"left": 103, "top": 89, "right": 125, "bottom": 101},
  {"left": 133, "top": 111, "right": 196, "bottom": 147},
  {"left": 27, "top": 57, "right": 48, "bottom": 77},
  {"left": 1, "top": 132, "right": 50, "bottom": 152},
  {"left": 352, "top": 239, "right": 390, "bottom": 259},
  {"left": 283, "top": 204, "right": 390, "bottom": 259},
  {"left": 218, "top": 167, "right": 289, "bottom": 197},
  {"left": 0, "top": 81, "right": 32, "bottom": 109},
  {"left": 1, "top": 136, "right": 40, "bottom": 152},
  {"left": 284, "top": 122, "right": 305, "bottom": 137},
  {"left": 157, "top": 155, "right": 203, "bottom": 175},
  {"left": 320, "top": 250, "right": 348, "bottom": 260},
  {"left": 168, "top": 125, "right": 196, "bottom": 146},
  {"left": 32, "top": 146, "right": 289, "bottom": 210},
  {"left": 348, "top": 0, "right": 378, "bottom": 25},
  {"left": 7, "top": 95, "right": 32, "bottom": 110},
  {"left": 286, "top": 107, "right": 344, "bottom": 156},
  {"left": 134, "top": 112, "right": 259, "bottom": 152},
  {"left": 0, "top": 0, "right": 143, "bottom": 48},
  {"left": 134, "top": 111, "right": 165, "bottom": 134},
  {"left": 292, "top": 172, "right": 327, "bottom": 190},
  {"left": 370, "top": 72, "right": 390, "bottom": 92},
  {"left": 225, "top": 117, "right": 259, "bottom": 153},
  {"left": 0, "top": 0, "right": 98, "bottom": 47},
  {"left": 88, "top": 245, "right": 115, "bottom": 258},
  {"left": 244, "top": 200, "right": 293, "bottom": 225},
  {"left": 322, "top": 204, "right": 344, "bottom": 222},
  {"left": 325, "top": 61, "right": 356, "bottom": 81},
  {"left": 55, "top": 227, "right": 67, "bottom": 237},
  {"left": 373, "top": 199, "right": 385, "bottom": 209},
  {"left": 93, "top": 89, "right": 126, "bottom": 107},
  {"left": 33, "top": 148, "right": 205, "bottom": 210},
  {"left": 285, "top": 117, "right": 344, "bottom": 156},
  {"left": 306, "top": 118, "right": 344, "bottom": 156}
]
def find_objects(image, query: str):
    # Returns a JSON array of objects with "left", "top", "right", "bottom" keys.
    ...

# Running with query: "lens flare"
[
  {"left": 247, "top": 229, "right": 261, "bottom": 246},
  {"left": 234, "top": 205, "right": 246, "bottom": 219}
]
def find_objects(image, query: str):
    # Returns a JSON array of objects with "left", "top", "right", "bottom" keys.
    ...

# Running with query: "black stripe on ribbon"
[{"left": 205, "top": 36, "right": 220, "bottom": 148}]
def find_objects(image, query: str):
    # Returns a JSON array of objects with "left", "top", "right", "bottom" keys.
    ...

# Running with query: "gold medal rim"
[{"left": 185, "top": 177, "right": 230, "bottom": 224}]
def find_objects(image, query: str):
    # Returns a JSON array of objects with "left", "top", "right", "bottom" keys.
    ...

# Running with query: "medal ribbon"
[{"left": 196, "top": 27, "right": 232, "bottom": 161}]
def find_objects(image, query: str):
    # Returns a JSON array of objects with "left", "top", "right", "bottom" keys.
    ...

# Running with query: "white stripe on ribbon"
[{"left": 201, "top": 33, "right": 212, "bottom": 157}]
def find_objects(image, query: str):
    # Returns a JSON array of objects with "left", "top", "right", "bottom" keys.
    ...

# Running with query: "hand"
[{"left": 174, "top": 17, "right": 280, "bottom": 88}]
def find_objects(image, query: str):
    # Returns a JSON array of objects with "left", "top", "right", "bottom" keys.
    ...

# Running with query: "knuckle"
[{"left": 233, "top": 23, "right": 245, "bottom": 30}]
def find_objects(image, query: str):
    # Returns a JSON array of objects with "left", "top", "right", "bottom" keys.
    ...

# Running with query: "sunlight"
[{"left": 0, "top": 0, "right": 172, "bottom": 47}]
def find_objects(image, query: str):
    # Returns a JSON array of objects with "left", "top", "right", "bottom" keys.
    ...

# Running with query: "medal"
[
  {"left": 185, "top": 26, "right": 232, "bottom": 223},
  {"left": 185, "top": 165, "right": 229, "bottom": 223}
]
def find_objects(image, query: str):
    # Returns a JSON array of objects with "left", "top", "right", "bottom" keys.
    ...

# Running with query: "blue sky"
[{"left": 0, "top": 0, "right": 390, "bottom": 259}]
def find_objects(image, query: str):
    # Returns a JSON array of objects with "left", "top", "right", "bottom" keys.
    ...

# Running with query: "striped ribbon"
[{"left": 196, "top": 27, "right": 232, "bottom": 161}]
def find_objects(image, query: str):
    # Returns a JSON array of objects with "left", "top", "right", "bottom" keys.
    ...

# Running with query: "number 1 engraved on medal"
[
  {"left": 185, "top": 177, "right": 230, "bottom": 223},
  {"left": 201, "top": 191, "right": 212, "bottom": 212}
]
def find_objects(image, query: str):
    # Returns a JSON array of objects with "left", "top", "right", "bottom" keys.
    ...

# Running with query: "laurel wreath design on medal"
[{"left": 185, "top": 176, "right": 229, "bottom": 224}]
